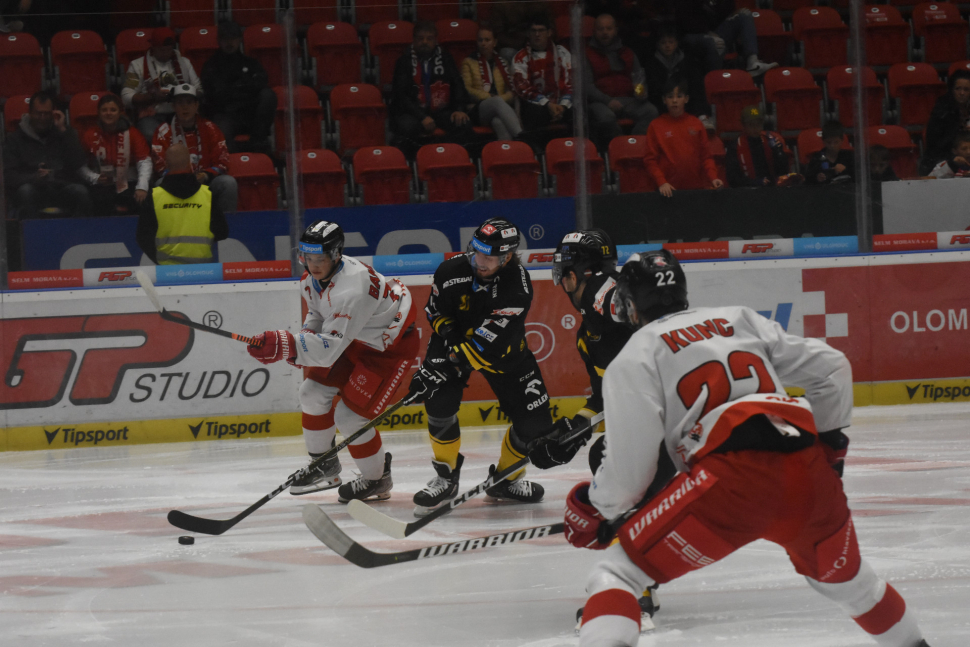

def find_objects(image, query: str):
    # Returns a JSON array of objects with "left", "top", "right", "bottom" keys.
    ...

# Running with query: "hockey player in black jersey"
[{"left": 407, "top": 217, "right": 555, "bottom": 516}]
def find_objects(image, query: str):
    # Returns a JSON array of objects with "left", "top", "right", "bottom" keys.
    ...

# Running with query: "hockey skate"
[
  {"left": 575, "top": 586, "right": 659, "bottom": 634},
  {"left": 484, "top": 465, "right": 544, "bottom": 503},
  {"left": 337, "top": 452, "right": 393, "bottom": 503},
  {"left": 413, "top": 454, "right": 464, "bottom": 517},
  {"left": 290, "top": 452, "right": 342, "bottom": 495}
]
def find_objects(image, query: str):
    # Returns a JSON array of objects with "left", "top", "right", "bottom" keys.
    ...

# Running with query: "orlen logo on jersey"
[
  {"left": 741, "top": 243, "right": 774, "bottom": 254},
  {"left": 1, "top": 313, "right": 193, "bottom": 409},
  {"left": 99, "top": 270, "right": 133, "bottom": 283}
]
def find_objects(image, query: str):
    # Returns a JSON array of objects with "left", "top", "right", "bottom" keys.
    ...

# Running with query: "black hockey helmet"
[
  {"left": 468, "top": 217, "right": 520, "bottom": 257},
  {"left": 299, "top": 220, "right": 344, "bottom": 266},
  {"left": 552, "top": 229, "right": 618, "bottom": 286},
  {"left": 613, "top": 250, "right": 688, "bottom": 328}
]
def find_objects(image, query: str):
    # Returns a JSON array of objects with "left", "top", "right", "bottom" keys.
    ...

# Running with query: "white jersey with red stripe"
[
  {"left": 590, "top": 305, "right": 853, "bottom": 519},
  {"left": 294, "top": 256, "right": 413, "bottom": 368}
]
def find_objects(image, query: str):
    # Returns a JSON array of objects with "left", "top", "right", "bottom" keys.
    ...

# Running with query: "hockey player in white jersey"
[
  {"left": 247, "top": 221, "right": 418, "bottom": 502},
  {"left": 565, "top": 250, "right": 929, "bottom": 647}
]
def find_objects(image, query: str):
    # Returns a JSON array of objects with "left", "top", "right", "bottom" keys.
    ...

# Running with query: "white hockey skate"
[{"left": 413, "top": 454, "right": 463, "bottom": 517}]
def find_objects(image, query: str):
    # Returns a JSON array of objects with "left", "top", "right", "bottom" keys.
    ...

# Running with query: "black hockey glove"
[
  {"left": 818, "top": 429, "right": 849, "bottom": 478},
  {"left": 446, "top": 344, "right": 474, "bottom": 378},
  {"left": 407, "top": 365, "right": 449, "bottom": 404},
  {"left": 529, "top": 415, "right": 594, "bottom": 470}
]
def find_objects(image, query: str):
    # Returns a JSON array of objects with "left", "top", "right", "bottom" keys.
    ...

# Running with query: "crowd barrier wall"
[{"left": 881, "top": 179, "right": 970, "bottom": 234}]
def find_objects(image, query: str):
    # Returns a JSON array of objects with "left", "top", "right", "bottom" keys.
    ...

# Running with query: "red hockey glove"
[
  {"left": 248, "top": 330, "right": 296, "bottom": 365},
  {"left": 564, "top": 482, "right": 609, "bottom": 550}
]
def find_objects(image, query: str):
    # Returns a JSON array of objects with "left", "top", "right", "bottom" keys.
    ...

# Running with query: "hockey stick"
[
  {"left": 167, "top": 392, "right": 419, "bottom": 535},
  {"left": 135, "top": 271, "right": 263, "bottom": 346},
  {"left": 302, "top": 503, "right": 563, "bottom": 568},
  {"left": 346, "top": 411, "right": 605, "bottom": 539}
]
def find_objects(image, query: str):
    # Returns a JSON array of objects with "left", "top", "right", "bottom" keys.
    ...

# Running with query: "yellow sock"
[
  {"left": 496, "top": 427, "right": 526, "bottom": 480},
  {"left": 429, "top": 433, "right": 461, "bottom": 470}
]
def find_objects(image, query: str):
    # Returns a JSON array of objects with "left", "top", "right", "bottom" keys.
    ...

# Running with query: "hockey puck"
[{"left": 178, "top": 536, "right": 195, "bottom": 545}]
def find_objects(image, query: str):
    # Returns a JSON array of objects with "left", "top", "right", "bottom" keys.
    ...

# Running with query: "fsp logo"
[
  {"left": 950, "top": 234, "right": 970, "bottom": 245},
  {"left": 741, "top": 243, "right": 774, "bottom": 254},
  {"left": 527, "top": 253, "right": 554, "bottom": 263},
  {"left": 98, "top": 270, "right": 133, "bottom": 282}
]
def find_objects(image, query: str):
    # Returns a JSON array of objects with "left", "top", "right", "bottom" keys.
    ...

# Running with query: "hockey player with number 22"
[
  {"left": 566, "top": 250, "right": 930, "bottom": 647},
  {"left": 247, "top": 220, "right": 418, "bottom": 503}
]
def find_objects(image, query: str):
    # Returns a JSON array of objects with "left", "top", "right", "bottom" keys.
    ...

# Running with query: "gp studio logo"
[{"left": 1, "top": 313, "right": 193, "bottom": 409}]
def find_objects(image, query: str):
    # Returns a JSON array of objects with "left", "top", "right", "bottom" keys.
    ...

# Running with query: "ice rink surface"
[{"left": 2, "top": 403, "right": 969, "bottom": 647}]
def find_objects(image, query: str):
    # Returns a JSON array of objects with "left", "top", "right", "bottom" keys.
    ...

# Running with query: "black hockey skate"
[
  {"left": 575, "top": 586, "right": 659, "bottom": 634},
  {"left": 484, "top": 465, "right": 544, "bottom": 503},
  {"left": 337, "top": 452, "right": 393, "bottom": 503},
  {"left": 290, "top": 452, "right": 342, "bottom": 495},
  {"left": 413, "top": 454, "right": 464, "bottom": 517}
]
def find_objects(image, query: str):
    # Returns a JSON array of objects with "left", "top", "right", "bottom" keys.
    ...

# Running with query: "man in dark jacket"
[
  {"left": 3, "top": 91, "right": 91, "bottom": 218},
  {"left": 643, "top": 23, "right": 712, "bottom": 128},
  {"left": 201, "top": 21, "right": 277, "bottom": 154},
  {"left": 390, "top": 21, "right": 472, "bottom": 154},
  {"left": 137, "top": 143, "right": 228, "bottom": 264},
  {"left": 676, "top": 0, "right": 776, "bottom": 76}
]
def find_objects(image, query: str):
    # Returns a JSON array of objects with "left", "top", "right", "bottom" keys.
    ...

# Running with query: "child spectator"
[
  {"left": 725, "top": 105, "right": 790, "bottom": 188},
  {"left": 806, "top": 121, "right": 854, "bottom": 185},
  {"left": 644, "top": 76, "right": 723, "bottom": 197},
  {"left": 869, "top": 144, "right": 899, "bottom": 182},
  {"left": 929, "top": 131, "right": 970, "bottom": 179},
  {"left": 513, "top": 16, "right": 573, "bottom": 133},
  {"left": 642, "top": 23, "right": 712, "bottom": 130}
]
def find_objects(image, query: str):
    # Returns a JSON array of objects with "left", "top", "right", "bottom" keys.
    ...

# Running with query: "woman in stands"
[
  {"left": 461, "top": 25, "right": 523, "bottom": 141},
  {"left": 924, "top": 69, "right": 970, "bottom": 175},
  {"left": 79, "top": 94, "right": 152, "bottom": 215}
]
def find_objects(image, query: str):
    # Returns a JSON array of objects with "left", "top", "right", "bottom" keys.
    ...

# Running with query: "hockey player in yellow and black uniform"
[{"left": 407, "top": 217, "right": 555, "bottom": 516}]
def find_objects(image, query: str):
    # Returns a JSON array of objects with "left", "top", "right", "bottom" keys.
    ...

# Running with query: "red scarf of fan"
[
  {"left": 411, "top": 47, "right": 450, "bottom": 111},
  {"left": 477, "top": 53, "right": 510, "bottom": 93},
  {"left": 736, "top": 132, "right": 780, "bottom": 181},
  {"left": 90, "top": 127, "right": 131, "bottom": 193}
]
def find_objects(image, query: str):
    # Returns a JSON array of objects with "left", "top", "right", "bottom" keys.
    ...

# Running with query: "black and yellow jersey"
[{"left": 575, "top": 270, "right": 632, "bottom": 413}]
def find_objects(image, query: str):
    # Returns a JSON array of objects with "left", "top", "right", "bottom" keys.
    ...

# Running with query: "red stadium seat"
[
  {"left": 437, "top": 19, "right": 478, "bottom": 64},
  {"left": 764, "top": 67, "right": 823, "bottom": 135},
  {"left": 950, "top": 60, "right": 970, "bottom": 77},
  {"left": 752, "top": 10, "right": 792, "bottom": 66},
  {"left": 413, "top": 0, "right": 461, "bottom": 22},
  {"left": 4, "top": 94, "right": 31, "bottom": 134},
  {"left": 545, "top": 138, "right": 604, "bottom": 196},
  {"left": 416, "top": 143, "right": 477, "bottom": 202},
  {"left": 114, "top": 29, "right": 153, "bottom": 80},
  {"left": 50, "top": 31, "right": 109, "bottom": 97},
  {"left": 555, "top": 14, "right": 594, "bottom": 45},
  {"left": 704, "top": 69, "right": 762, "bottom": 136},
  {"left": 228, "top": 152, "right": 280, "bottom": 210},
  {"left": 353, "top": 0, "right": 402, "bottom": 27},
  {"left": 228, "top": 0, "right": 278, "bottom": 27},
  {"left": 244, "top": 24, "right": 286, "bottom": 87},
  {"left": 481, "top": 141, "right": 542, "bottom": 200},
  {"left": 273, "top": 85, "right": 324, "bottom": 153},
  {"left": 888, "top": 62, "right": 945, "bottom": 129},
  {"left": 475, "top": 0, "right": 496, "bottom": 22},
  {"left": 709, "top": 135, "right": 728, "bottom": 185},
  {"left": 329, "top": 83, "right": 387, "bottom": 154},
  {"left": 792, "top": 7, "right": 849, "bottom": 71},
  {"left": 608, "top": 135, "right": 655, "bottom": 194},
  {"left": 826, "top": 66, "right": 884, "bottom": 127},
  {"left": 369, "top": 21, "right": 413, "bottom": 89},
  {"left": 179, "top": 26, "right": 220, "bottom": 72},
  {"left": 913, "top": 3, "right": 969, "bottom": 66},
  {"left": 291, "top": 0, "right": 340, "bottom": 25},
  {"left": 298, "top": 149, "right": 348, "bottom": 208},
  {"left": 69, "top": 91, "right": 109, "bottom": 133},
  {"left": 353, "top": 146, "right": 412, "bottom": 204},
  {"left": 166, "top": 0, "right": 220, "bottom": 30},
  {"left": 867, "top": 125, "right": 919, "bottom": 179},
  {"left": 796, "top": 128, "right": 852, "bottom": 168},
  {"left": 772, "top": 0, "right": 814, "bottom": 10},
  {"left": 0, "top": 33, "right": 44, "bottom": 100},
  {"left": 862, "top": 5, "right": 910, "bottom": 69},
  {"left": 307, "top": 22, "right": 365, "bottom": 88}
]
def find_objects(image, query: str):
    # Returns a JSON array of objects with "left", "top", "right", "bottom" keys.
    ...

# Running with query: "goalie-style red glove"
[
  {"left": 248, "top": 330, "right": 295, "bottom": 365},
  {"left": 564, "top": 482, "right": 610, "bottom": 550}
]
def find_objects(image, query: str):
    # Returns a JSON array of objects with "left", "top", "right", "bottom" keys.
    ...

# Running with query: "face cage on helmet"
[{"left": 612, "top": 280, "right": 637, "bottom": 327}]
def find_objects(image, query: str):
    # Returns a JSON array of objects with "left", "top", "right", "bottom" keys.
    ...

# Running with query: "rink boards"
[{"left": 2, "top": 251, "right": 970, "bottom": 451}]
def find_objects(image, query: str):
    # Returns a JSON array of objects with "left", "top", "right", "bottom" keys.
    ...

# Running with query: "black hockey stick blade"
[
  {"left": 347, "top": 411, "right": 604, "bottom": 539},
  {"left": 166, "top": 394, "right": 416, "bottom": 535},
  {"left": 302, "top": 503, "right": 564, "bottom": 568}
]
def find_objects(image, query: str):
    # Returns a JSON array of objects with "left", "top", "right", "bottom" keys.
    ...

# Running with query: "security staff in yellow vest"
[{"left": 136, "top": 143, "right": 228, "bottom": 264}]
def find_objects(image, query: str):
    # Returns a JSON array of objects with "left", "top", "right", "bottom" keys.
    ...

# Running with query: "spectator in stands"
[
  {"left": 585, "top": 14, "right": 657, "bottom": 151},
  {"left": 923, "top": 70, "right": 970, "bottom": 175},
  {"left": 3, "top": 90, "right": 91, "bottom": 218},
  {"left": 151, "top": 84, "right": 238, "bottom": 214},
  {"left": 675, "top": 1, "right": 776, "bottom": 76},
  {"left": 725, "top": 105, "right": 790, "bottom": 188},
  {"left": 0, "top": 7, "right": 22, "bottom": 32},
  {"left": 490, "top": 0, "right": 551, "bottom": 61},
  {"left": 390, "top": 21, "right": 472, "bottom": 156},
  {"left": 806, "top": 121, "right": 854, "bottom": 185},
  {"left": 643, "top": 23, "right": 712, "bottom": 130},
  {"left": 137, "top": 143, "right": 228, "bottom": 265},
  {"left": 869, "top": 145, "right": 899, "bottom": 182},
  {"left": 201, "top": 21, "right": 276, "bottom": 155},
  {"left": 644, "top": 75, "right": 722, "bottom": 197},
  {"left": 1, "top": 0, "right": 68, "bottom": 44},
  {"left": 928, "top": 131, "right": 970, "bottom": 179},
  {"left": 461, "top": 25, "right": 523, "bottom": 141},
  {"left": 78, "top": 93, "right": 152, "bottom": 216},
  {"left": 122, "top": 27, "right": 202, "bottom": 144},
  {"left": 513, "top": 16, "right": 573, "bottom": 134}
]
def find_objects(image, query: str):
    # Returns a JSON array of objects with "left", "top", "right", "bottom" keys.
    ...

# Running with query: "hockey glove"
[
  {"left": 248, "top": 330, "right": 296, "bottom": 365},
  {"left": 408, "top": 365, "right": 449, "bottom": 403},
  {"left": 588, "top": 434, "right": 607, "bottom": 474},
  {"left": 564, "top": 482, "right": 610, "bottom": 550},
  {"left": 529, "top": 415, "right": 593, "bottom": 470},
  {"left": 818, "top": 429, "right": 849, "bottom": 477}
]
